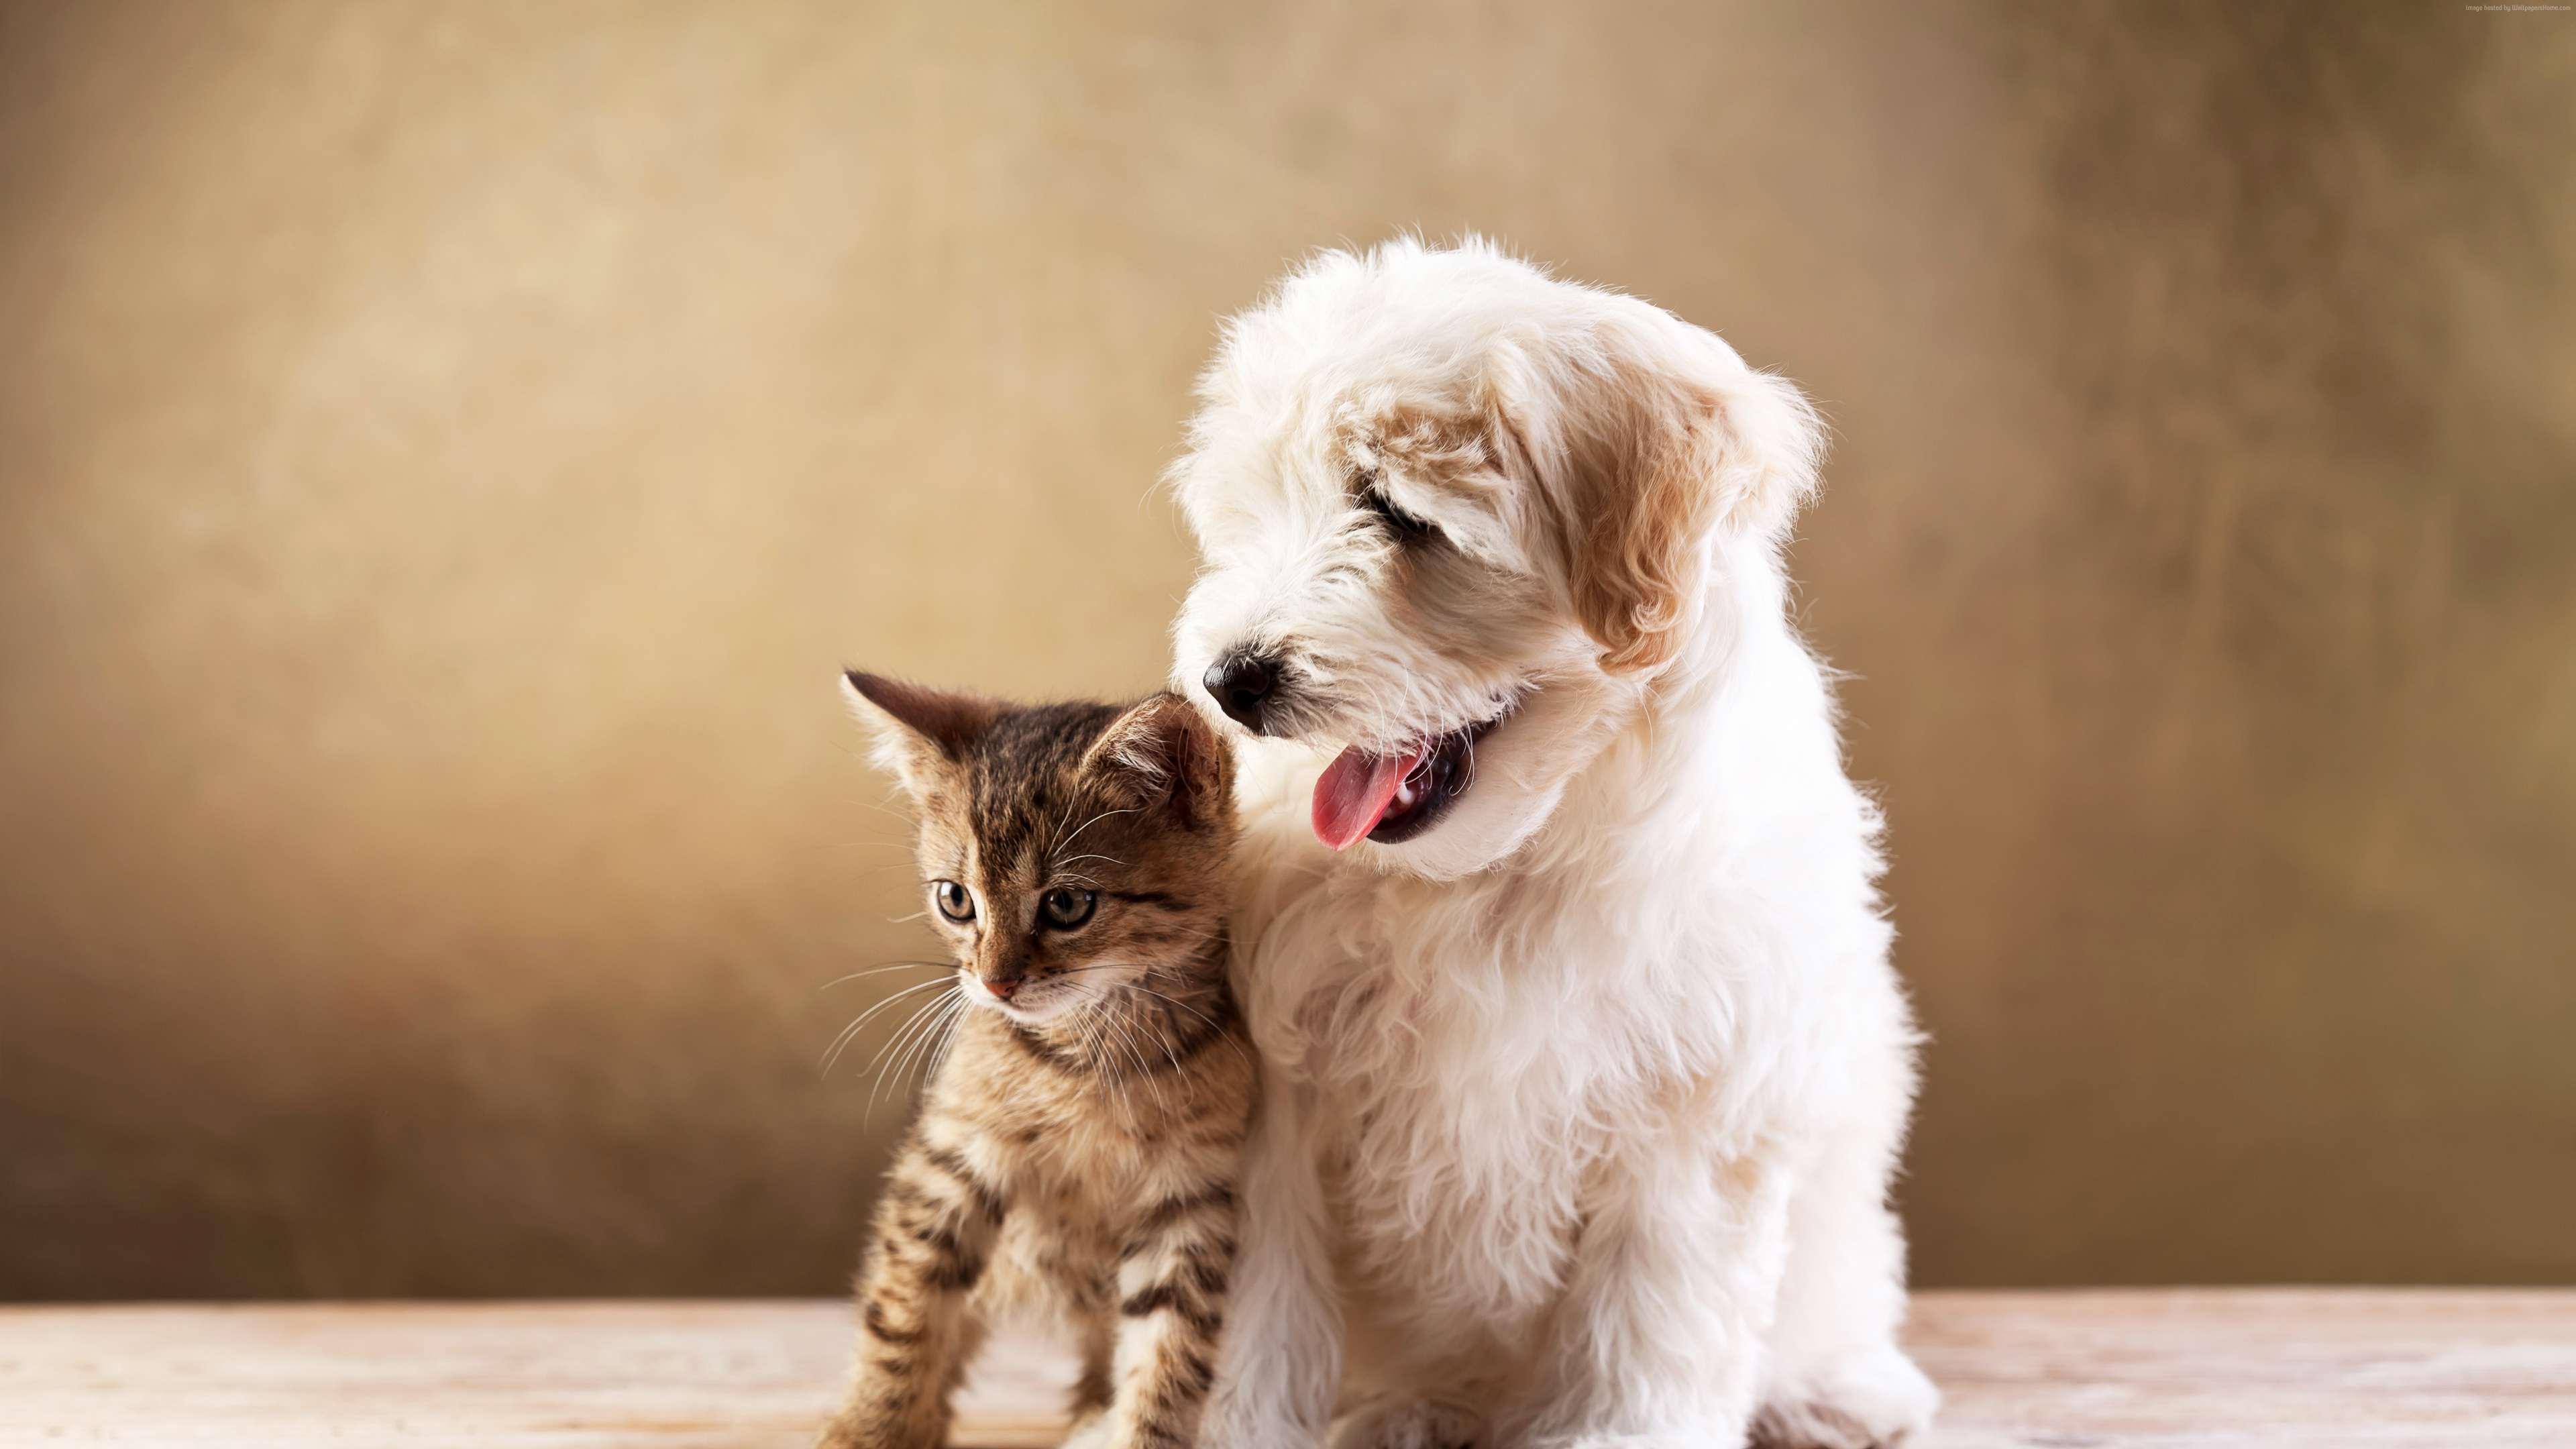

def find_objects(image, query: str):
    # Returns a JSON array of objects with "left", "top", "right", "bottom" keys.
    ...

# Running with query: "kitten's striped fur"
[{"left": 822, "top": 675, "right": 1253, "bottom": 1449}]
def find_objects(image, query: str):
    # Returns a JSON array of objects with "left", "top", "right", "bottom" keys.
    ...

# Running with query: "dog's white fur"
[{"left": 1165, "top": 240, "right": 1936, "bottom": 1449}]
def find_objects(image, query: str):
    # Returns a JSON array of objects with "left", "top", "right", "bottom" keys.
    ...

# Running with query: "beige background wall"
[{"left": 1, "top": 1, "right": 2570, "bottom": 1298}]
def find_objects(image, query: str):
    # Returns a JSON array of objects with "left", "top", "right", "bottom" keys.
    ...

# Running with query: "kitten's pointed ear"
[
  {"left": 1081, "top": 694, "right": 1234, "bottom": 831},
  {"left": 841, "top": 670, "right": 1001, "bottom": 798}
]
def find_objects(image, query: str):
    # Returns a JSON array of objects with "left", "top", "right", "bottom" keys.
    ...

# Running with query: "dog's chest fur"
[{"left": 1290, "top": 859, "right": 1728, "bottom": 1340}]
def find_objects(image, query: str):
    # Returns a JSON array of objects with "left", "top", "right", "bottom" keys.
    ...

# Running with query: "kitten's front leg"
[
  {"left": 1093, "top": 1165, "right": 1242, "bottom": 1449},
  {"left": 819, "top": 1134, "right": 1008, "bottom": 1449}
]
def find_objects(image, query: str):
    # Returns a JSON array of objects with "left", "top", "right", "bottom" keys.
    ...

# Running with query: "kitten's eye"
[
  {"left": 1358, "top": 473, "right": 1437, "bottom": 542},
  {"left": 1040, "top": 887, "right": 1097, "bottom": 929},
  {"left": 931, "top": 880, "right": 976, "bottom": 924}
]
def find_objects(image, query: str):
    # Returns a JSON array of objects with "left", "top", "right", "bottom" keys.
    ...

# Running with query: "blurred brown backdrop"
[{"left": 1, "top": 1, "right": 2570, "bottom": 1299}]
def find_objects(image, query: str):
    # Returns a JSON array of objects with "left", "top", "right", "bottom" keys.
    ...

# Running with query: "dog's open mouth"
[{"left": 1311, "top": 707, "right": 1511, "bottom": 851}]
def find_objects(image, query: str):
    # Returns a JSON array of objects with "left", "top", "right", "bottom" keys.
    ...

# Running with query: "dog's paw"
[
  {"left": 1752, "top": 1346, "right": 1939, "bottom": 1449},
  {"left": 1330, "top": 1395, "right": 1485, "bottom": 1449}
]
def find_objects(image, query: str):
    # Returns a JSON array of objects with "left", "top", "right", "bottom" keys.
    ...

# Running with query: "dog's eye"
[
  {"left": 1040, "top": 887, "right": 1096, "bottom": 929},
  {"left": 931, "top": 880, "right": 976, "bottom": 924},
  {"left": 1360, "top": 481, "right": 1437, "bottom": 542}
]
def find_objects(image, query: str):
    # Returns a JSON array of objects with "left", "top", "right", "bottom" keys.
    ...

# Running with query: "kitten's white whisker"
[
  {"left": 1148, "top": 924, "right": 1226, "bottom": 947},
  {"left": 863, "top": 997, "right": 939, "bottom": 1092},
  {"left": 1144, "top": 1006, "right": 1188, "bottom": 1077},
  {"left": 1102, "top": 1008, "right": 1172, "bottom": 1121},
  {"left": 860, "top": 994, "right": 947, "bottom": 1091},
  {"left": 832, "top": 976, "right": 955, "bottom": 1039},
  {"left": 817, "top": 960, "right": 951, "bottom": 991},
  {"left": 821, "top": 978, "right": 955, "bottom": 1075},
  {"left": 909, "top": 994, "right": 965, "bottom": 1085},
  {"left": 1042, "top": 792, "right": 1083, "bottom": 861},
  {"left": 881, "top": 997, "right": 959, "bottom": 1114},
  {"left": 1055, "top": 806, "right": 1138, "bottom": 857},
  {"left": 821, "top": 1003, "right": 900, "bottom": 1079},
  {"left": 1082, "top": 1000, "right": 1140, "bottom": 1124},
  {"left": 905, "top": 1000, "right": 965, "bottom": 1099},
  {"left": 853, "top": 799, "right": 916, "bottom": 828},
  {"left": 921, "top": 1001, "right": 969, "bottom": 1083},
  {"left": 1126, "top": 982, "right": 1248, "bottom": 1062},
  {"left": 867, "top": 990, "right": 960, "bottom": 1116}
]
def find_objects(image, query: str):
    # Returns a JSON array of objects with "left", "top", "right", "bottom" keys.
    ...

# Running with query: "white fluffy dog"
[{"left": 1164, "top": 239, "right": 1937, "bottom": 1449}]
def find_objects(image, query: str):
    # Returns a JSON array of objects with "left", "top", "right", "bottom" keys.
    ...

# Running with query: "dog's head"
[{"left": 1169, "top": 239, "right": 1823, "bottom": 879}]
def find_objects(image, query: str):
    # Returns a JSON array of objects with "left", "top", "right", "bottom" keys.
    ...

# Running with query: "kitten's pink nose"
[{"left": 983, "top": 977, "right": 1020, "bottom": 1002}]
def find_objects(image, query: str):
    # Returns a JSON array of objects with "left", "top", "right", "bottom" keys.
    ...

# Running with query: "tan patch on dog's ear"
[
  {"left": 1363, "top": 402, "right": 1496, "bottom": 484},
  {"left": 1558, "top": 369, "right": 1726, "bottom": 674},
  {"left": 841, "top": 670, "right": 1002, "bottom": 800},
  {"left": 1552, "top": 346, "right": 1824, "bottom": 675},
  {"left": 1079, "top": 694, "right": 1236, "bottom": 831}
]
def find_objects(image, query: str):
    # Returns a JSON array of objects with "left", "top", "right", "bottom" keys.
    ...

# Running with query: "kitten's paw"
[
  {"left": 1330, "top": 1395, "right": 1485, "bottom": 1449},
  {"left": 1752, "top": 1345, "right": 1939, "bottom": 1449},
  {"left": 1059, "top": 1405, "right": 1114, "bottom": 1449},
  {"left": 812, "top": 1412, "right": 941, "bottom": 1449}
]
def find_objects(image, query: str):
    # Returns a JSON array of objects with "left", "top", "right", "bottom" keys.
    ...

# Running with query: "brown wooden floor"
[{"left": 3, "top": 1290, "right": 2570, "bottom": 1448}]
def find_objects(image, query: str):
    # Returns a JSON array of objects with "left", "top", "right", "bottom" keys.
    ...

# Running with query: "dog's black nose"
[{"left": 1204, "top": 650, "right": 1283, "bottom": 733}]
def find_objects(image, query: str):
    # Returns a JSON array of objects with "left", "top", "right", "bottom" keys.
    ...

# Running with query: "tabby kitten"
[{"left": 820, "top": 672, "right": 1254, "bottom": 1449}]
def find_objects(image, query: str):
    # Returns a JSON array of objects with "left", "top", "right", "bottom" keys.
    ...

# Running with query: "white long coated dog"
[{"left": 1164, "top": 239, "right": 1937, "bottom": 1449}]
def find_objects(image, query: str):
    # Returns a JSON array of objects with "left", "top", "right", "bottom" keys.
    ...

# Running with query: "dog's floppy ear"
[
  {"left": 841, "top": 670, "right": 1002, "bottom": 800},
  {"left": 1079, "top": 694, "right": 1235, "bottom": 831},
  {"left": 1547, "top": 320, "right": 1824, "bottom": 674}
]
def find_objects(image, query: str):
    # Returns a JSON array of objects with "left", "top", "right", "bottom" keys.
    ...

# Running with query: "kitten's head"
[{"left": 842, "top": 672, "right": 1237, "bottom": 1026}]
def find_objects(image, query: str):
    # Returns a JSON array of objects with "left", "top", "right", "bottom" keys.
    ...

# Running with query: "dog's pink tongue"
[{"left": 1312, "top": 744, "right": 1422, "bottom": 851}]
